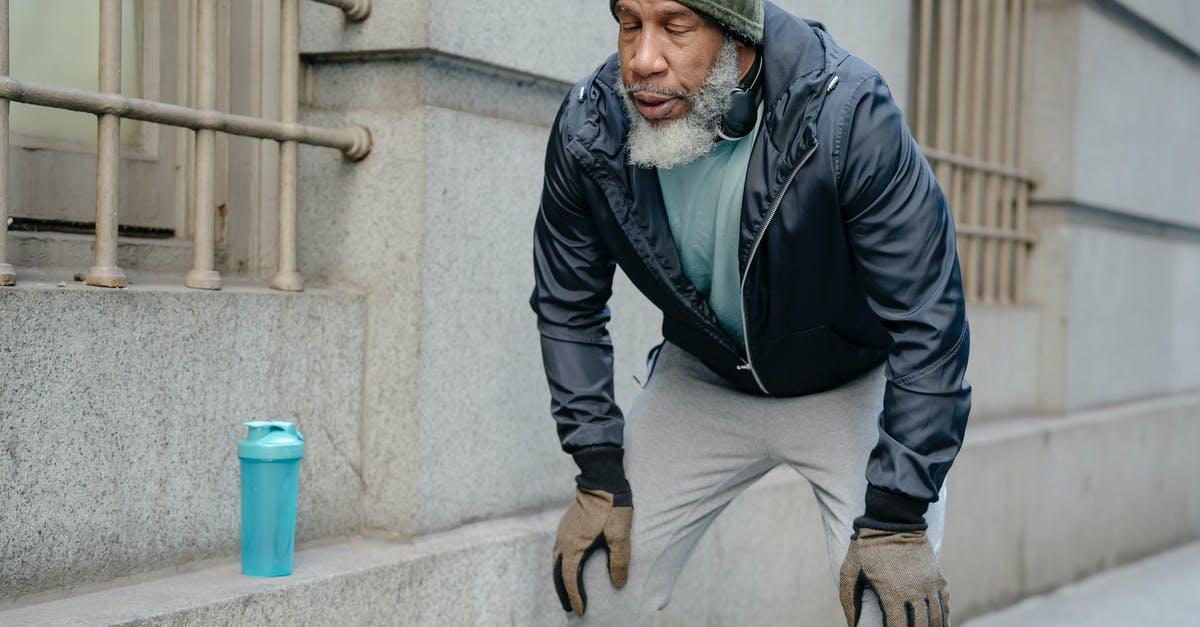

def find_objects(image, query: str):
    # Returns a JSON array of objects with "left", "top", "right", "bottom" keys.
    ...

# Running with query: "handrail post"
[
  {"left": 84, "top": 0, "right": 126, "bottom": 288},
  {"left": 270, "top": 0, "right": 302, "bottom": 292},
  {"left": 186, "top": 0, "right": 221, "bottom": 290},
  {"left": 0, "top": 0, "right": 13, "bottom": 287}
]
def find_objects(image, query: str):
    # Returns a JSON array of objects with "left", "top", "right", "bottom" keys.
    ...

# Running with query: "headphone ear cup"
[
  {"left": 718, "top": 51, "right": 764, "bottom": 141},
  {"left": 720, "top": 88, "right": 759, "bottom": 140}
]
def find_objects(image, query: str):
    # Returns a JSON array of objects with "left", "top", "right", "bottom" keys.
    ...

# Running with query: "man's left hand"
[{"left": 838, "top": 527, "right": 949, "bottom": 627}]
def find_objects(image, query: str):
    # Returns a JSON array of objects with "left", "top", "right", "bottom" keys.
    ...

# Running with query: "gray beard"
[{"left": 620, "top": 38, "right": 740, "bottom": 170}]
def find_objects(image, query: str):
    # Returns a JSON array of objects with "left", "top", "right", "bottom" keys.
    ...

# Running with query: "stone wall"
[{"left": 1026, "top": 0, "right": 1200, "bottom": 413}]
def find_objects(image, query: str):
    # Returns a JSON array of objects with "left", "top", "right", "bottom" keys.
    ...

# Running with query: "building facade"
[{"left": 1, "top": 0, "right": 1198, "bottom": 623}]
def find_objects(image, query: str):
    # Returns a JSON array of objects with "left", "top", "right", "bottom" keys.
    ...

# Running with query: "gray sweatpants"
[{"left": 569, "top": 342, "right": 946, "bottom": 626}]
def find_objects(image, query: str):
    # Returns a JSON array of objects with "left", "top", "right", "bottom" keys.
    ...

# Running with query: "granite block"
[
  {"left": 965, "top": 305, "right": 1040, "bottom": 420},
  {"left": 1029, "top": 1, "right": 1200, "bottom": 227},
  {"left": 0, "top": 278, "right": 366, "bottom": 600},
  {"left": 299, "top": 0, "right": 427, "bottom": 56},
  {"left": 297, "top": 106, "right": 428, "bottom": 535}
]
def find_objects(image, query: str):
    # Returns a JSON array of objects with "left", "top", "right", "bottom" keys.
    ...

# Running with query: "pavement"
[{"left": 962, "top": 540, "right": 1200, "bottom": 626}]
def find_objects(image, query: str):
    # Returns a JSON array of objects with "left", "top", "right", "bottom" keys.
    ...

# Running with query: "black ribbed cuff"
[
  {"left": 854, "top": 486, "right": 930, "bottom": 532},
  {"left": 572, "top": 446, "right": 631, "bottom": 505}
]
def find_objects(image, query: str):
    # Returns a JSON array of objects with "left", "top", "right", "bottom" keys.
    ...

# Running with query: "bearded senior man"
[{"left": 530, "top": 0, "right": 970, "bottom": 625}]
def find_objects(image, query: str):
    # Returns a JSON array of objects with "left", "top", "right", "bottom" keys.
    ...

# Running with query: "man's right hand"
[{"left": 552, "top": 447, "right": 633, "bottom": 616}]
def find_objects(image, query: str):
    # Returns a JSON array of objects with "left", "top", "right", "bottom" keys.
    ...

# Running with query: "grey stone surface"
[
  {"left": 8, "top": 231, "right": 196, "bottom": 277},
  {"left": 1026, "top": 0, "right": 1081, "bottom": 207},
  {"left": 963, "top": 540, "right": 1200, "bottom": 627},
  {"left": 965, "top": 305, "right": 1040, "bottom": 420},
  {"left": 1026, "top": 205, "right": 1200, "bottom": 412},
  {"left": 297, "top": 103, "right": 427, "bottom": 536},
  {"left": 1114, "top": 0, "right": 1200, "bottom": 53},
  {"left": 304, "top": 56, "right": 566, "bottom": 130},
  {"left": 1064, "top": 225, "right": 1183, "bottom": 408},
  {"left": 1028, "top": 0, "right": 1200, "bottom": 228},
  {"left": 1025, "top": 206, "right": 1073, "bottom": 413},
  {"left": 0, "top": 276, "right": 366, "bottom": 601},
  {"left": 1168, "top": 240, "right": 1200, "bottom": 393},
  {"left": 299, "top": 0, "right": 427, "bottom": 56},
  {"left": 941, "top": 393, "right": 1200, "bottom": 618},
  {"left": 0, "top": 513, "right": 566, "bottom": 627},
  {"left": 415, "top": 106, "right": 577, "bottom": 533},
  {"left": 1070, "top": 5, "right": 1200, "bottom": 227},
  {"left": 418, "top": 55, "right": 567, "bottom": 128},
  {"left": 427, "top": 0, "right": 614, "bottom": 86}
]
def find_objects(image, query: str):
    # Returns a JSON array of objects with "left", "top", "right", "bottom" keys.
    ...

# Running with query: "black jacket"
[{"left": 530, "top": 4, "right": 970, "bottom": 526}]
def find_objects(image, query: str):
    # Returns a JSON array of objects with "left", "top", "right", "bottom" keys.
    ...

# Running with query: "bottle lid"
[{"left": 238, "top": 421, "right": 304, "bottom": 461}]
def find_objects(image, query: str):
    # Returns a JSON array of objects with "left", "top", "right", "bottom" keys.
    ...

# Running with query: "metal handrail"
[
  {"left": 0, "top": 78, "right": 372, "bottom": 159},
  {"left": 0, "top": 0, "right": 372, "bottom": 291}
]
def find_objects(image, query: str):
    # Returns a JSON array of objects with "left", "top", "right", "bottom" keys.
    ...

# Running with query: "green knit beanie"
[{"left": 609, "top": 0, "right": 764, "bottom": 44}]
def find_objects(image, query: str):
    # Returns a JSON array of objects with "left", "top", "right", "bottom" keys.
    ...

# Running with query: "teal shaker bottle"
[{"left": 238, "top": 421, "right": 304, "bottom": 576}]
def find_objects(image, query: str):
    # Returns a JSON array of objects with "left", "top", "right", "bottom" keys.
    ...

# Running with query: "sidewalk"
[{"left": 962, "top": 540, "right": 1200, "bottom": 626}]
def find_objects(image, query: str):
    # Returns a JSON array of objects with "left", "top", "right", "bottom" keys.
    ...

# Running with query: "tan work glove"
[
  {"left": 839, "top": 528, "right": 950, "bottom": 627},
  {"left": 552, "top": 486, "right": 632, "bottom": 615},
  {"left": 552, "top": 447, "right": 632, "bottom": 616}
]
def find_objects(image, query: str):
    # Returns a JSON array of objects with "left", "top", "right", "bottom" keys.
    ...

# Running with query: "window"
[
  {"left": 910, "top": 0, "right": 1037, "bottom": 304},
  {"left": 7, "top": 0, "right": 281, "bottom": 277}
]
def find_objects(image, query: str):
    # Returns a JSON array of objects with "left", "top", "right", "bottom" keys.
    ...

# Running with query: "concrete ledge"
[
  {"left": 0, "top": 513, "right": 565, "bottom": 626},
  {"left": 0, "top": 276, "right": 367, "bottom": 600},
  {"left": 7, "top": 232, "right": 198, "bottom": 278}
]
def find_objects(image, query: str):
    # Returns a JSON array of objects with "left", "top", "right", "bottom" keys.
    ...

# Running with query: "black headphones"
[{"left": 718, "top": 50, "right": 764, "bottom": 141}]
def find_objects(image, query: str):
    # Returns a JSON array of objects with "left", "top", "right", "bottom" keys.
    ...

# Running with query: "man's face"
[{"left": 615, "top": 0, "right": 728, "bottom": 124}]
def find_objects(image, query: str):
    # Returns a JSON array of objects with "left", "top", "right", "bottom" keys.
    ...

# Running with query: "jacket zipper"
[
  {"left": 737, "top": 141, "right": 820, "bottom": 394},
  {"left": 574, "top": 141, "right": 746, "bottom": 361}
]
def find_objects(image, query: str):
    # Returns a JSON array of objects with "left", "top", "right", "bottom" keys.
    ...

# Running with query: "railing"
[
  {"left": 0, "top": 0, "right": 372, "bottom": 291},
  {"left": 912, "top": 0, "right": 1037, "bottom": 304}
]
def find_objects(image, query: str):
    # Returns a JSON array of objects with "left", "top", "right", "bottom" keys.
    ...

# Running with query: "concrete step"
[
  {"left": 963, "top": 541, "right": 1200, "bottom": 627},
  {"left": 0, "top": 512, "right": 567, "bottom": 627},
  {"left": 4, "top": 390, "right": 1199, "bottom": 625},
  {"left": 0, "top": 273, "right": 368, "bottom": 600},
  {"left": 9, "top": 231, "right": 206, "bottom": 278}
]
